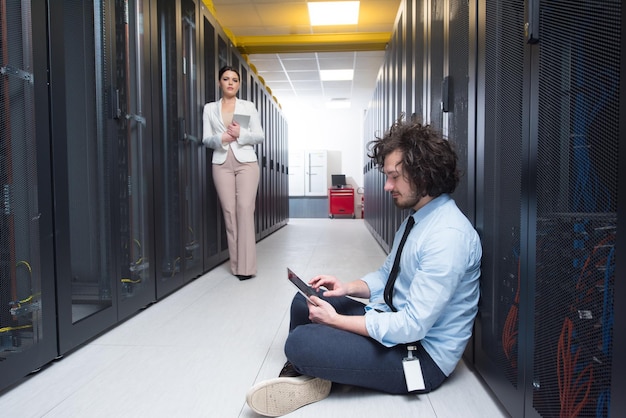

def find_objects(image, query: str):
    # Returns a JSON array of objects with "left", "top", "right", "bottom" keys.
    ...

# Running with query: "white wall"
[{"left": 281, "top": 101, "right": 365, "bottom": 189}]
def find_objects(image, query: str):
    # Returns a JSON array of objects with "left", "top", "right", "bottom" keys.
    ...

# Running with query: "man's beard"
[{"left": 392, "top": 192, "right": 420, "bottom": 209}]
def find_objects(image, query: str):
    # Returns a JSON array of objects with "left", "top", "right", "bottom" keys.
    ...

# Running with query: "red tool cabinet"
[{"left": 328, "top": 188, "right": 355, "bottom": 218}]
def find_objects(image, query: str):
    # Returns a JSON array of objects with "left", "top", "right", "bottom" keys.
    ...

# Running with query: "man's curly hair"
[{"left": 367, "top": 117, "right": 460, "bottom": 198}]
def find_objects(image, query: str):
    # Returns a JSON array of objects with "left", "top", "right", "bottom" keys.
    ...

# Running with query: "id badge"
[{"left": 403, "top": 346, "right": 426, "bottom": 391}]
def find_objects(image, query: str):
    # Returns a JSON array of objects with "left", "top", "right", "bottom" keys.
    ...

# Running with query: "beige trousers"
[{"left": 212, "top": 147, "right": 260, "bottom": 276}]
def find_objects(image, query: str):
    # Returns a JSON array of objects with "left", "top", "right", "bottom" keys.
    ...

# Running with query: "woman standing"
[{"left": 202, "top": 66, "right": 264, "bottom": 280}]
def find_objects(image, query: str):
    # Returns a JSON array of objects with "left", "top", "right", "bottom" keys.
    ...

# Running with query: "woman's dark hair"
[
  {"left": 367, "top": 116, "right": 460, "bottom": 198},
  {"left": 219, "top": 65, "right": 241, "bottom": 80}
]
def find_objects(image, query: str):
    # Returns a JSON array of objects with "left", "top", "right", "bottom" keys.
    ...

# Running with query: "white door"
[
  {"left": 288, "top": 150, "right": 305, "bottom": 196},
  {"left": 305, "top": 150, "right": 327, "bottom": 196}
]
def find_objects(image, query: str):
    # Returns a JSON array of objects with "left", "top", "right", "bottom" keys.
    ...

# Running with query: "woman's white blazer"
[{"left": 202, "top": 98, "right": 265, "bottom": 164}]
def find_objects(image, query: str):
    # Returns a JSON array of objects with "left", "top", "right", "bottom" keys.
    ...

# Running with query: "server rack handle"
[
  {"left": 526, "top": 0, "right": 540, "bottom": 44},
  {"left": 178, "top": 117, "right": 198, "bottom": 143}
]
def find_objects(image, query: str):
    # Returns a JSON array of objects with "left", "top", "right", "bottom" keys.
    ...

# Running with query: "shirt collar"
[{"left": 409, "top": 194, "right": 451, "bottom": 224}]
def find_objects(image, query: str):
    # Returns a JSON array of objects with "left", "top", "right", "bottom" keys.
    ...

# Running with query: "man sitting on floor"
[{"left": 246, "top": 118, "right": 482, "bottom": 417}]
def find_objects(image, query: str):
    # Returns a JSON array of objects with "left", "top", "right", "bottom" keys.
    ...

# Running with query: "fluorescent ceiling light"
[
  {"left": 308, "top": 1, "right": 360, "bottom": 26},
  {"left": 320, "top": 69, "right": 354, "bottom": 81},
  {"left": 326, "top": 98, "right": 351, "bottom": 109}
]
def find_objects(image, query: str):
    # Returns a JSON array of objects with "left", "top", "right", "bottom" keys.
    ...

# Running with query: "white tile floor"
[{"left": 0, "top": 219, "right": 510, "bottom": 418}]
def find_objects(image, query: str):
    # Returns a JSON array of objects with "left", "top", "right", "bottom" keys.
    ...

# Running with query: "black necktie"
[{"left": 384, "top": 216, "right": 415, "bottom": 312}]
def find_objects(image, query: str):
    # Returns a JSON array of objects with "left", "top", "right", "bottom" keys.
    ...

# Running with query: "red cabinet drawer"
[{"left": 328, "top": 188, "right": 355, "bottom": 218}]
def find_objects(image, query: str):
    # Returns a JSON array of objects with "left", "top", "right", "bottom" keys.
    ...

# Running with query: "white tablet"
[{"left": 232, "top": 113, "right": 250, "bottom": 129}]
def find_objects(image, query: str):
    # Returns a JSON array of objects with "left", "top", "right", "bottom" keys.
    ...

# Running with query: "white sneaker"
[{"left": 246, "top": 375, "right": 332, "bottom": 417}]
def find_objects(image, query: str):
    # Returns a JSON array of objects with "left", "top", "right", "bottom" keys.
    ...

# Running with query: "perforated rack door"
[
  {"left": 0, "top": 0, "right": 57, "bottom": 390},
  {"left": 1, "top": 0, "right": 42, "bottom": 359},
  {"left": 531, "top": 1, "right": 620, "bottom": 417}
]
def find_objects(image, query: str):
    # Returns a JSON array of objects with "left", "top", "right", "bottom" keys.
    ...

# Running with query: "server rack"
[
  {"left": 258, "top": 85, "right": 269, "bottom": 239},
  {"left": 49, "top": 0, "right": 119, "bottom": 353},
  {"left": 153, "top": 0, "right": 205, "bottom": 299},
  {"left": 2, "top": 0, "right": 289, "bottom": 393},
  {"left": 0, "top": 0, "right": 58, "bottom": 390},
  {"left": 47, "top": 0, "right": 159, "bottom": 354},
  {"left": 252, "top": 78, "right": 261, "bottom": 240},
  {"left": 364, "top": 1, "right": 624, "bottom": 416},
  {"left": 200, "top": 6, "right": 228, "bottom": 269},
  {"left": 446, "top": 0, "right": 472, "bottom": 220},
  {"left": 473, "top": 1, "right": 624, "bottom": 417},
  {"left": 180, "top": 0, "right": 204, "bottom": 281},
  {"left": 113, "top": 0, "right": 157, "bottom": 320},
  {"left": 529, "top": 2, "right": 619, "bottom": 417},
  {"left": 473, "top": 0, "right": 528, "bottom": 414},
  {"left": 363, "top": 0, "right": 468, "bottom": 250}
]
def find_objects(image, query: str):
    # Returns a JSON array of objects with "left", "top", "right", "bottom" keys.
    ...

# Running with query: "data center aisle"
[{"left": 0, "top": 219, "right": 508, "bottom": 418}]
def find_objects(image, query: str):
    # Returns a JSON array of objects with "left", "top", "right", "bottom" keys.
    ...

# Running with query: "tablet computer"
[
  {"left": 232, "top": 113, "right": 250, "bottom": 130},
  {"left": 287, "top": 268, "right": 318, "bottom": 305}
]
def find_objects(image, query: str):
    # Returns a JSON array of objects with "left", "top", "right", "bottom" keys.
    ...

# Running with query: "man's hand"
[
  {"left": 309, "top": 275, "right": 371, "bottom": 299},
  {"left": 307, "top": 296, "right": 338, "bottom": 325},
  {"left": 306, "top": 295, "right": 369, "bottom": 336},
  {"left": 308, "top": 275, "right": 347, "bottom": 297}
]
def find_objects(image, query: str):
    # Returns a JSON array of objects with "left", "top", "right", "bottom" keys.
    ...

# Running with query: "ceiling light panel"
[
  {"left": 319, "top": 69, "right": 354, "bottom": 81},
  {"left": 308, "top": 1, "right": 360, "bottom": 26}
]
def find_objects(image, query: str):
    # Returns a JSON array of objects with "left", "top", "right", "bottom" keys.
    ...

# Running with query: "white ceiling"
[{"left": 210, "top": 0, "right": 402, "bottom": 111}]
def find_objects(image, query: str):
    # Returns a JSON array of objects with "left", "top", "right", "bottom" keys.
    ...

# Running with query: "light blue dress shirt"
[{"left": 362, "top": 194, "right": 482, "bottom": 376}]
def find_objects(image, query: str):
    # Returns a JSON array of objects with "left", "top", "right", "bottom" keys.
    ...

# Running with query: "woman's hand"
[
  {"left": 221, "top": 131, "right": 237, "bottom": 144},
  {"left": 226, "top": 120, "right": 241, "bottom": 139}
]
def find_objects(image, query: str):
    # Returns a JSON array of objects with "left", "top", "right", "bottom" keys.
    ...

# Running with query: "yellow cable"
[
  {"left": 0, "top": 325, "right": 33, "bottom": 333},
  {"left": 16, "top": 260, "right": 32, "bottom": 274}
]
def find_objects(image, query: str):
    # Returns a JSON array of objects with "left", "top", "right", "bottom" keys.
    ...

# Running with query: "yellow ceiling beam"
[{"left": 234, "top": 32, "right": 391, "bottom": 55}]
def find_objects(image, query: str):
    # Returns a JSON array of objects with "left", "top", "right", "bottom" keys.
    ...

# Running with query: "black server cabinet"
[
  {"left": 474, "top": 0, "right": 623, "bottom": 417},
  {"left": 427, "top": 0, "right": 444, "bottom": 132},
  {"left": 528, "top": 1, "right": 621, "bottom": 417},
  {"left": 267, "top": 95, "right": 276, "bottom": 237},
  {"left": 49, "top": 0, "right": 156, "bottom": 354},
  {"left": 364, "top": 0, "right": 470, "bottom": 251},
  {"left": 217, "top": 32, "right": 230, "bottom": 262},
  {"left": 445, "top": 0, "right": 472, "bottom": 220},
  {"left": 263, "top": 96, "right": 272, "bottom": 237},
  {"left": 244, "top": 68, "right": 287, "bottom": 239},
  {"left": 240, "top": 64, "right": 248, "bottom": 101},
  {"left": 364, "top": 83, "right": 391, "bottom": 251},
  {"left": 0, "top": 0, "right": 58, "bottom": 389},
  {"left": 279, "top": 107, "right": 287, "bottom": 229},
  {"left": 153, "top": 0, "right": 204, "bottom": 299},
  {"left": 49, "top": 0, "right": 119, "bottom": 353},
  {"left": 412, "top": 0, "right": 426, "bottom": 122},
  {"left": 365, "top": 0, "right": 415, "bottom": 251},
  {"left": 263, "top": 90, "right": 271, "bottom": 236},
  {"left": 614, "top": 20, "right": 626, "bottom": 414},
  {"left": 473, "top": 0, "right": 527, "bottom": 414},
  {"left": 275, "top": 106, "right": 284, "bottom": 226},
  {"left": 179, "top": 0, "right": 204, "bottom": 280},
  {"left": 200, "top": 8, "right": 228, "bottom": 270},
  {"left": 254, "top": 82, "right": 266, "bottom": 240},
  {"left": 268, "top": 104, "right": 276, "bottom": 235},
  {"left": 113, "top": 0, "right": 157, "bottom": 320}
]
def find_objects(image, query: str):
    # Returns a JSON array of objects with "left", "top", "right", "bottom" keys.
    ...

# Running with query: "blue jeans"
[{"left": 284, "top": 293, "right": 447, "bottom": 394}]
